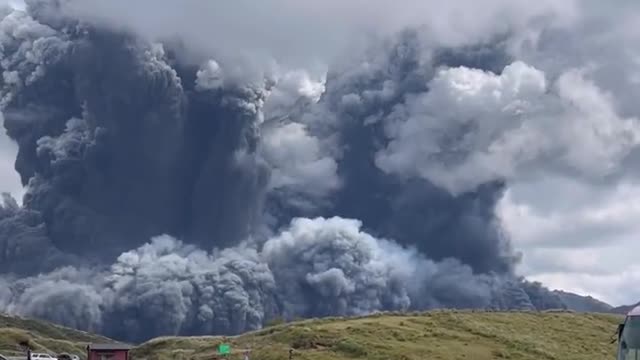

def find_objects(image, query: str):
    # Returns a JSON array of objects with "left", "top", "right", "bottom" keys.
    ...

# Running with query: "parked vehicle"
[
  {"left": 56, "top": 354, "right": 79, "bottom": 360},
  {"left": 616, "top": 305, "right": 640, "bottom": 359},
  {"left": 56, "top": 353, "right": 79, "bottom": 360},
  {"left": 31, "top": 353, "right": 57, "bottom": 360}
]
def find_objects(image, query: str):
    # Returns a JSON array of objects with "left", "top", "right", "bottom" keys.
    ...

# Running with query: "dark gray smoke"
[
  {"left": 0, "top": 217, "right": 560, "bottom": 343},
  {"left": 0, "top": 0, "right": 570, "bottom": 343},
  {"left": 264, "top": 31, "right": 517, "bottom": 273}
]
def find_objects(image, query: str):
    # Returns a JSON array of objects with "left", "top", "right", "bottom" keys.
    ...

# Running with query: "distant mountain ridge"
[
  {"left": 610, "top": 302, "right": 640, "bottom": 315},
  {"left": 553, "top": 290, "right": 614, "bottom": 313},
  {"left": 550, "top": 291, "right": 640, "bottom": 316}
]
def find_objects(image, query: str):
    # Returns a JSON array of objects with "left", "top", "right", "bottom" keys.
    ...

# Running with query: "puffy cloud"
[
  {"left": 195, "top": 60, "right": 223, "bottom": 91},
  {"left": 498, "top": 178, "right": 640, "bottom": 306},
  {"left": 54, "top": 0, "right": 578, "bottom": 70},
  {"left": 259, "top": 122, "right": 340, "bottom": 210},
  {"left": 498, "top": 179, "right": 640, "bottom": 250},
  {"left": 262, "top": 69, "right": 325, "bottom": 118},
  {"left": 375, "top": 61, "right": 640, "bottom": 194}
]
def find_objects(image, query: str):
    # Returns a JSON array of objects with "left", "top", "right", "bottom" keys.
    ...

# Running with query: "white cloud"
[
  {"left": 499, "top": 179, "right": 640, "bottom": 306},
  {"left": 375, "top": 61, "right": 640, "bottom": 194},
  {"left": 498, "top": 180, "right": 640, "bottom": 249},
  {"left": 56, "top": 0, "right": 579, "bottom": 71},
  {"left": 195, "top": 60, "right": 224, "bottom": 91},
  {"left": 259, "top": 122, "right": 340, "bottom": 210},
  {"left": 262, "top": 69, "right": 325, "bottom": 119},
  {"left": 0, "top": 112, "right": 23, "bottom": 203},
  {"left": 528, "top": 269, "right": 640, "bottom": 307}
]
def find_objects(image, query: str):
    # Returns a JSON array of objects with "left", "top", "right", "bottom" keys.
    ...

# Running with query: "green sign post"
[{"left": 218, "top": 343, "right": 231, "bottom": 355}]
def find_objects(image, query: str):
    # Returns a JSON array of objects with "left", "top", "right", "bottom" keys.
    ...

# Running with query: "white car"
[{"left": 31, "top": 354, "right": 57, "bottom": 360}]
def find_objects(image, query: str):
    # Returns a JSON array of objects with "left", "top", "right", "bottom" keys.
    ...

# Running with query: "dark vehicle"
[{"left": 56, "top": 354, "right": 79, "bottom": 360}]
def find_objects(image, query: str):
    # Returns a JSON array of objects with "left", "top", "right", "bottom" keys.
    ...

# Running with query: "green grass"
[
  {"left": 132, "top": 310, "right": 624, "bottom": 360},
  {"left": 0, "top": 313, "right": 116, "bottom": 358}
]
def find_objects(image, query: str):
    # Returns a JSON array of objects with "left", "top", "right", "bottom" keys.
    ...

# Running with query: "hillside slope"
[
  {"left": 554, "top": 290, "right": 614, "bottom": 313},
  {"left": 133, "top": 310, "right": 623, "bottom": 360},
  {"left": 611, "top": 302, "right": 640, "bottom": 315},
  {"left": 0, "top": 313, "right": 116, "bottom": 358}
]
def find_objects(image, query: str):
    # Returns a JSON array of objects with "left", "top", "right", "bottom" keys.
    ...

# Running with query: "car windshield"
[{"left": 619, "top": 316, "right": 640, "bottom": 360}]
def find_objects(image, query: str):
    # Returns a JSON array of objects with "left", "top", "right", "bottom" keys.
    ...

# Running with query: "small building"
[{"left": 86, "top": 344, "right": 132, "bottom": 360}]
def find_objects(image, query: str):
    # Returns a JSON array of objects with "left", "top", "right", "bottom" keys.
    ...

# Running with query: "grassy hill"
[
  {"left": 0, "top": 313, "right": 116, "bottom": 358},
  {"left": 0, "top": 310, "right": 625, "bottom": 360},
  {"left": 133, "top": 310, "right": 624, "bottom": 360}
]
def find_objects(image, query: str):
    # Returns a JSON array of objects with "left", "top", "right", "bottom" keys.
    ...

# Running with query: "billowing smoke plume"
[
  {"left": 0, "top": 217, "right": 562, "bottom": 343},
  {"left": 0, "top": 0, "right": 611, "bottom": 343}
]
